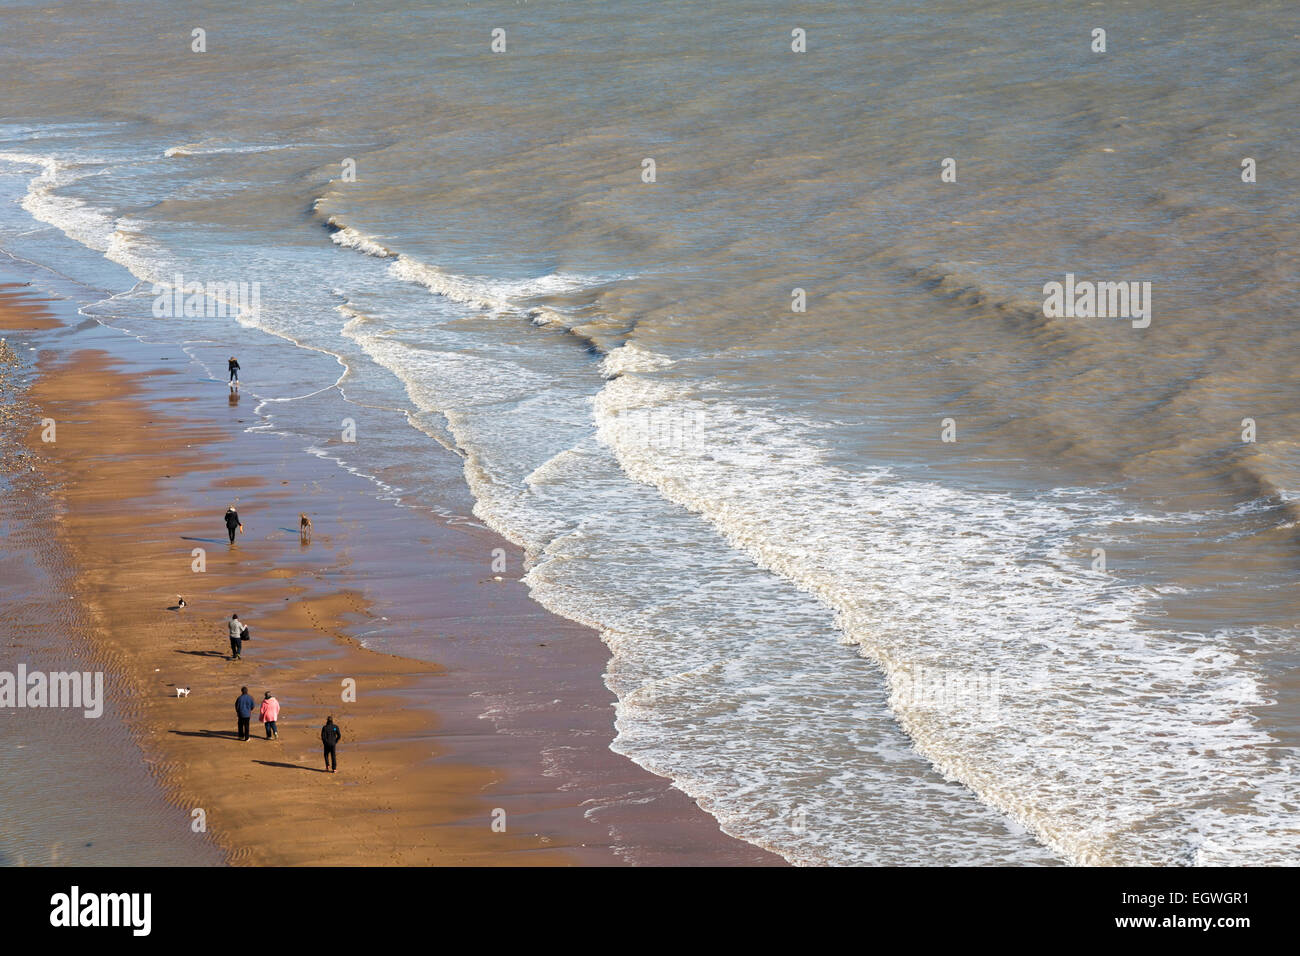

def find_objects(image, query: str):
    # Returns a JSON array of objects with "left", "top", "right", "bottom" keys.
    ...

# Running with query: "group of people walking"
[
  {"left": 216, "top": 353, "right": 344, "bottom": 771},
  {"left": 216, "top": 357, "right": 345, "bottom": 772},
  {"left": 231, "top": 687, "right": 343, "bottom": 772},
  {"left": 226, "top": 603, "right": 344, "bottom": 771}
]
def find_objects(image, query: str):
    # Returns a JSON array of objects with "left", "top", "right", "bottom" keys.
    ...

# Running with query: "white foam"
[
  {"left": 328, "top": 219, "right": 628, "bottom": 330},
  {"left": 592, "top": 351, "right": 1300, "bottom": 865},
  {"left": 0, "top": 152, "right": 116, "bottom": 253},
  {"left": 164, "top": 141, "right": 313, "bottom": 158},
  {"left": 329, "top": 223, "right": 395, "bottom": 259},
  {"left": 601, "top": 341, "right": 673, "bottom": 376},
  {"left": 388, "top": 254, "right": 610, "bottom": 323}
]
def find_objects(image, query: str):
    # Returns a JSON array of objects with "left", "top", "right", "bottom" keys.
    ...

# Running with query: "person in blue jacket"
[{"left": 235, "top": 686, "right": 256, "bottom": 741}]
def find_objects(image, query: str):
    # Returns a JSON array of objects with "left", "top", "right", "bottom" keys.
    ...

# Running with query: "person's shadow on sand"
[
  {"left": 254, "top": 760, "right": 328, "bottom": 773},
  {"left": 175, "top": 649, "right": 226, "bottom": 658},
  {"left": 170, "top": 729, "right": 242, "bottom": 740}
]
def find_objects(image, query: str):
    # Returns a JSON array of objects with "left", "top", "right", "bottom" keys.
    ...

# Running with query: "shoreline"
[
  {"left": 1, "top": 283, "right": 224, "bottom": 866},
  {"left": 0, "top": 272, "right": 783, "bottom": 866}
]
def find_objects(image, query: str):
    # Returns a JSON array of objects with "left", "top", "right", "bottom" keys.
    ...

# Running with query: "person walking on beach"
[
  {"left": 228, "top": 356, "right": 240, "bottom": 384},
  {"left": 235, "top": 686, "right": 256, "bottom": 741},
  {"left": 228, "top": 613, "right": 247, "bottom": 660},
  {"left": 224, "top": 504, "right": 242, "bottom": 544},
  {"left": 260, "top": 692, "right": 280, "bottom": 739},
  {"left": 321, "top": 715, "right": 342, "bottom": 773}
]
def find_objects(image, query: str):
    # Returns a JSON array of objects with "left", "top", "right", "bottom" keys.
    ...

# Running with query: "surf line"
[{"left": 1042, "top": 273, "right": 1151, "bottom": 328}]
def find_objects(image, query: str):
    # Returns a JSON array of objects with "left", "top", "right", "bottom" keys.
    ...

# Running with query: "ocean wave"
[
  {"left": 912, "top": 260, "right": 1091, "bottom": 342},
  {"left": 0, "top": 152, "right": 265, "bottom": 329},
  {"left": 163, "top": 141, "right": 315, "bottom": 158},
  {"left": 0, "top": 151, "right": 116, "bottom": 253},
  {"left": 601, "top": 341, "right": 674, "bottom": 377},
  {"left": 328, "top": 222, "right": 396, "bottom": 259},
  {"left": 323, "top": 214, "right": 630, "bottom": 345},
  {"left": 1217, "top": 441, "right": 1300, "bottom": 530}
]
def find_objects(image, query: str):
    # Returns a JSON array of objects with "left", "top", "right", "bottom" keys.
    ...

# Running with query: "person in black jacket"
[
  {"left": 321, "top": 716, "right": 342, "bottom": 773},
  {"left": 235, "top": 686, "right": 256, "bottom": 741},
  {"left": 228, "top": 356, "right": 240, "bottom": 383},
  {"left": 224, "top": 505, "right": 241, "bottom": 544}
]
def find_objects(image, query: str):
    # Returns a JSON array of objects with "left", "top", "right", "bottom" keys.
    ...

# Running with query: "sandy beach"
[{"left": 0, "top": 278, "right": 781, "bottom": 866}]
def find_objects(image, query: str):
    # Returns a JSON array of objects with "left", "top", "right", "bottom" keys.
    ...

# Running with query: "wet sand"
[
  {"left": 0, "top": 279, "right": 782, "bottom": 866},
  {"left": 2, "top": 284, "right": 222, "bottom": 866}
]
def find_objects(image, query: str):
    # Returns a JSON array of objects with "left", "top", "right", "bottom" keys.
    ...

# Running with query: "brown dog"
[{"left": 299, "top": 512, "right": 313, "bottom": 540}]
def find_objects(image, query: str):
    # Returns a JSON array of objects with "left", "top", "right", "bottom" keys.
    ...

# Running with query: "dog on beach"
[
  {"left": 175, "top": 687, "right": 191, "bottom": 698},
  {"left": 176, "top": 595, "right": 186, "bottom": 609},
  {"left": 299, "top": 512, "right": 312, "bottom": 541}
]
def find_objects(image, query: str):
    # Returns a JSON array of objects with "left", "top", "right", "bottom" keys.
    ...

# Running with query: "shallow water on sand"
[{"left": 0, "top": 296, "right": 223, "bottom": 864}]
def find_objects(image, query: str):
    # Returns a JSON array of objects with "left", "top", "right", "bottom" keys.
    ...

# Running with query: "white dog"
[{"left": 175, "top": 687, "right": 191, "bottom": 698}]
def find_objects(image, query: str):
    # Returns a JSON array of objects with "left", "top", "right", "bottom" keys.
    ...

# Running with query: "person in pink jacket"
[{"left": 259, "top": 692, "right": 280, "bottom": 739}]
